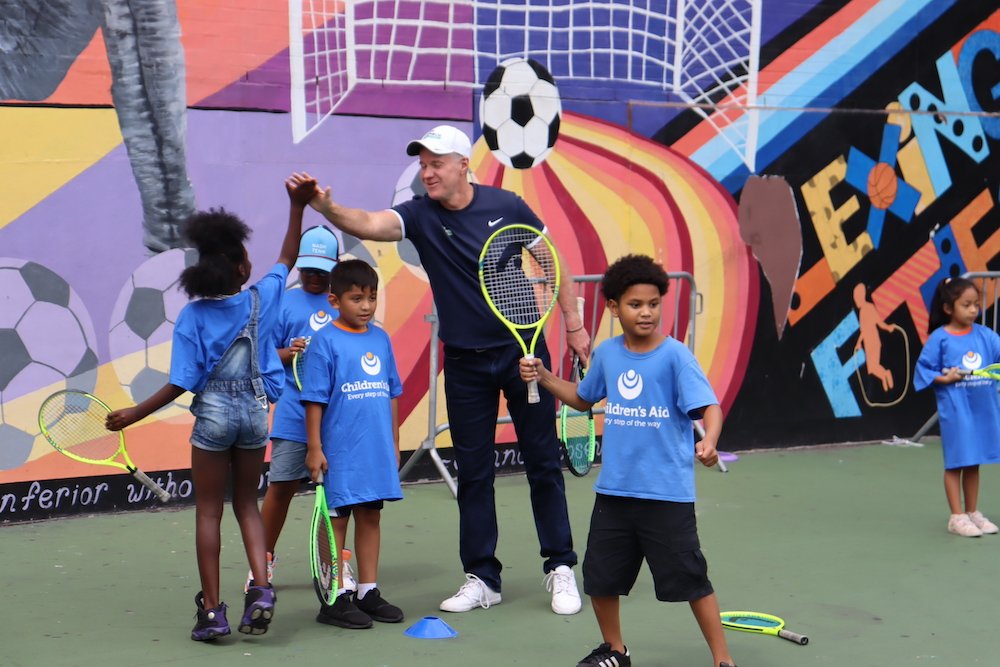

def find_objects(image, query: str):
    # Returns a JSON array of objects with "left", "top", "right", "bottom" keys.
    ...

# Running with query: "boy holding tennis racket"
[
  {"left": 254, "top": 225, "right": 352, "bottom": 592},
  {"left": 520, "top": 255, "right": 737, "bottom": 667},
  {"left": 300, "top": 258, "right": 405, "bottom": 629}
]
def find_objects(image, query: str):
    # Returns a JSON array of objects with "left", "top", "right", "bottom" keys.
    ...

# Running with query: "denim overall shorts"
[{"left": 190, "top": 287, "right": 270, "bottom": 451}]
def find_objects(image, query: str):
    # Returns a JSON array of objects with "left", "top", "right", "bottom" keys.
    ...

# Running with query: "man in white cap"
[{"left": 295, "top": 124, "right": 590, "bottom": 616}]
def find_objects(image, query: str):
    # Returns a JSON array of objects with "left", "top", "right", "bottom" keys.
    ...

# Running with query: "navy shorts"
[
  {"left": 330, "top": 500, "right": 384, "bottom": 518},
  {"left": 583, "top": 493, "right": 714, "bottom": 602}
]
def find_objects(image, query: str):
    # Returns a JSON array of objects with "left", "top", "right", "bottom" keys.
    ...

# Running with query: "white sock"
[
  {"left": 337, "top": 587, "right": 351, "bottom": 597},
  {"left": 357, "top": 583, "right": 377, "bottom": 599}
]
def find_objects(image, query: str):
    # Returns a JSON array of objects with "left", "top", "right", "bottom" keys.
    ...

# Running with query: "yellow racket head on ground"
[
  {"left": 478, "top": 223, "right": 561, "bottom": 348},
  {"left": 38, "top": 389, "right": 126, "bottom": 466},
  {"left": 719, "top": 610, "right": 785, "bottom": 634}
]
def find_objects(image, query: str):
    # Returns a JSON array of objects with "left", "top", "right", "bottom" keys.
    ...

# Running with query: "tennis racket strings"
[
  {"left": 39, "top": 390, "right": 121, "bottom": 462},
  {"left": 480, "top": 226, "right": 557, "bottom": 328},
  {"left": 314, "top": 511, "right": 335, "bottom": 590}
]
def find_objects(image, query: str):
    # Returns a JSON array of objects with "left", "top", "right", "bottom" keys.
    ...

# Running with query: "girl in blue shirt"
[
  {"left": 914, "top": 277, "right": 1000, "bottom": 537},
  {"left": 106, "top": 174, "right": 317, "bottom": 640}
]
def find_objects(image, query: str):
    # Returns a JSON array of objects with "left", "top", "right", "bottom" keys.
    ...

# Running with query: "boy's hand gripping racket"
[
  {"left": 310, "top": 471, "right": 339, "bottom": 605},
  {"left": 720, "top": 610, "right": 809, "bottom": 645},
  {"left": 478, "top": 224, "right": 561, "bottom": 404},
  {"left": 37, "top": 389, "right": 171, "bottom": 502},
  {"left": 292, "top": 336, "right": 312, "bottom": 391}
]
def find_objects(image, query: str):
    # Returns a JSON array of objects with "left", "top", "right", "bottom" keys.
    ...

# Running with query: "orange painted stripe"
[{"left": 789, "top": 258, "right": 836, "bottom": 327}]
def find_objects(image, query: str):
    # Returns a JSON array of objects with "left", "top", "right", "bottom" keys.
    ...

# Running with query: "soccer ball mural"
[
  {"left": 0, "top": 259, "right": 98, "bottom": 469},
  {"left": 109, "top": 248, "right": 196, "bottom": 410},
  {"left": 479, "top": 58, "right": 562, "bottom": 169}
]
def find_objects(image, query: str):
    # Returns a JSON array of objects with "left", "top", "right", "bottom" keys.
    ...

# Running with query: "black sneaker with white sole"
[{"left": 576, "top": 642, "right": 631, "bottom": 667}]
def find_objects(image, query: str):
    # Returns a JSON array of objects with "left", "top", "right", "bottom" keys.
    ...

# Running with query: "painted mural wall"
[{"left": 0, "top": 0, "right": 997, "bottom": 520}]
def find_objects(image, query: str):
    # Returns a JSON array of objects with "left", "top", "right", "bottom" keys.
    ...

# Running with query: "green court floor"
[{"left": 4, "top": 440, "right": 999, "bottom": 666}]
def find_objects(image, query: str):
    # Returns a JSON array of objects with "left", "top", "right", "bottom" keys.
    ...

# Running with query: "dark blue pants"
[{"left": 443, "top": 342, "right": 577, "bottom": 592}]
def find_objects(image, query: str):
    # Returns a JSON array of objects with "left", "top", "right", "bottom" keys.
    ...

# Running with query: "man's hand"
[{"left": 567, "top": 327, "right": 591, "bottom": 365}]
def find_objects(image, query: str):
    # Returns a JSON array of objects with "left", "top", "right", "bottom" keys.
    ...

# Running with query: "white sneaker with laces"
[
  {"left": 544, "top": 565, "right": 582, "bottom": 615},
  {"left": 948, "top": 513, "right": 983, "bottom": 537},
  {"left": 967, "top": 511, "right": 999, "bottom": 534},
  {"left": 439, "top": 573, "right": 502, "bottom": 612}
]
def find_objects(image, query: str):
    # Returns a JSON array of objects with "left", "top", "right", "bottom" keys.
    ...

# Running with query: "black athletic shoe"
[
  {"left": 354, "top": 588, "right": 404, "bottom": 623},
  {"left": 317, "top": 591, "right": 373, "bottom": 629},
  {"left": 238, "top": 583, "right": 275, "bottom": 635},
  {"left": 191, "top": 592, "right": 230, "bottom": 641},
  {"left": 576, "top": 642, "right": 631, "bottom": 667}
]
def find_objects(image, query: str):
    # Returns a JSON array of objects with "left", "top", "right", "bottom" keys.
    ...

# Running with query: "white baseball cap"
[
  {"left": 296, "top": 226, "right": 339, "bottom": 272},
  {"left": 406, "top": 125, "right": 472, "bottom": 159}
]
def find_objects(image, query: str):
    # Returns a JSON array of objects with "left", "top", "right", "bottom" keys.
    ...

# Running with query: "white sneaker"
[
  {"left": 244, "top": 551, "right": 276, "bottom": 593},
  {"left": 544, "top": 565, "right": 582, "bottom": 615},
  {"left": 967, "top": 511, "right": 999, "bottom": 534},
  {"left": 439, "top": 573, "right": 502, "bottom": 612},
  {"left": 342, "top": 556, "right": 357, "bottom": 591},
  {"left": 948, "top": 513, "right": 983, "bottom": 537}
]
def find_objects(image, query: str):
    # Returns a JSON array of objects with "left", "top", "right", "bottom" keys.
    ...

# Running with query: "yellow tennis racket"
[
  {"left": 292, "top": 336, "right": 312, "bottom": 391},
  {"left": 38, "top": 389, "right": 171, "bottom": 502},
  {"left": 478, "top": 224, "right": 561, "bottom": 404},
  {"left": 720, "top": 610, "right": 809, "bottom": 645},
  {"left": 952, "top": 362, "right": 1000, "bottom": 380}
]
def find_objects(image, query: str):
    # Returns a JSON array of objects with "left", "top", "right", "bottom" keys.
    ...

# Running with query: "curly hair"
[
  {"left": 928, "top": 276, "right": 978, "bottom": 332},
  {"left": 600, "top": 254, "right": 669, "bottom": 302},
  {"left": 178, "top": 208, "right": 252, "bottom": 298}
]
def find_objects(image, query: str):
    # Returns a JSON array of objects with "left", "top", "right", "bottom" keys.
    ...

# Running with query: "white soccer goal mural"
[{"left": 289, "top": 0, "right": 761, "bottom": 170}]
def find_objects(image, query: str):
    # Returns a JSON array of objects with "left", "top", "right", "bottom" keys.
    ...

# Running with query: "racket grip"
[
  {"left": 132, "top": 469, "right": 171, "bottom": 503},
  {"left": 778, "top": 629, "right": 809, "bottom": 645},
  {"left": 526, "top": 353, "right": 540, "bottom": 403}
]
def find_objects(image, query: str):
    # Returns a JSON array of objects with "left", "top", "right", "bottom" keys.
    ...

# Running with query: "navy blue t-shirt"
[{"left": 392, "top": 184, "right": 546, "bottom": 349}]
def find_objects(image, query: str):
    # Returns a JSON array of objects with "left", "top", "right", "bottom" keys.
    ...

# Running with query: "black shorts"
[
  {"left": 582, "top": 493, "right": 714, "bottom": 602},
  {"left": 330, "top": 500, "right": 384, "bottom": 518}
]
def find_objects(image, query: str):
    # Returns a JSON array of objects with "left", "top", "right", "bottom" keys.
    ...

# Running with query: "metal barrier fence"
[
  {"left": 910, "top": 271, "right": 1000, "bottom": 442},
  {"left": 398, "top": 272, "right": 703, "bottom": 496}
]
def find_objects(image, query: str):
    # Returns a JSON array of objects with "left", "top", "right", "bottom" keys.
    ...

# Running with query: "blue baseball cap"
[{"left": 296, "top": 226, "right": 339, "bottom": 272}]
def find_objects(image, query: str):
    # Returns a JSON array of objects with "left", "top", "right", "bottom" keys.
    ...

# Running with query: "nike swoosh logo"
[{"left": 487, "top": 217, "right": 504, "bottom": 227}]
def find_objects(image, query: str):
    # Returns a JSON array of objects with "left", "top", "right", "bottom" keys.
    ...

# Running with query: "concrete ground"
[{"left": 4, "top": 440, "right": 1000, "bottom": 666}]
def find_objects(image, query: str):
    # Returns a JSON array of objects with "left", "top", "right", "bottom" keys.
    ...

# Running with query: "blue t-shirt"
[
  {"left": 170, "top": 264, "right": 288, "bottom": 402},
  {"left": 577, "top": 336, "right": 718, "bottom": 502},
  {"left": 269, "top": 288, "right": 339, "bottom": 443},
  {"left": 299, "top": 323, "right": 403, "bottom": 508},
  {"left": 392, "top": 184, "right": 545, "bottom": 348},
  {"left": 914, "top": 324, "right": 1000, "bottom": 469}
]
